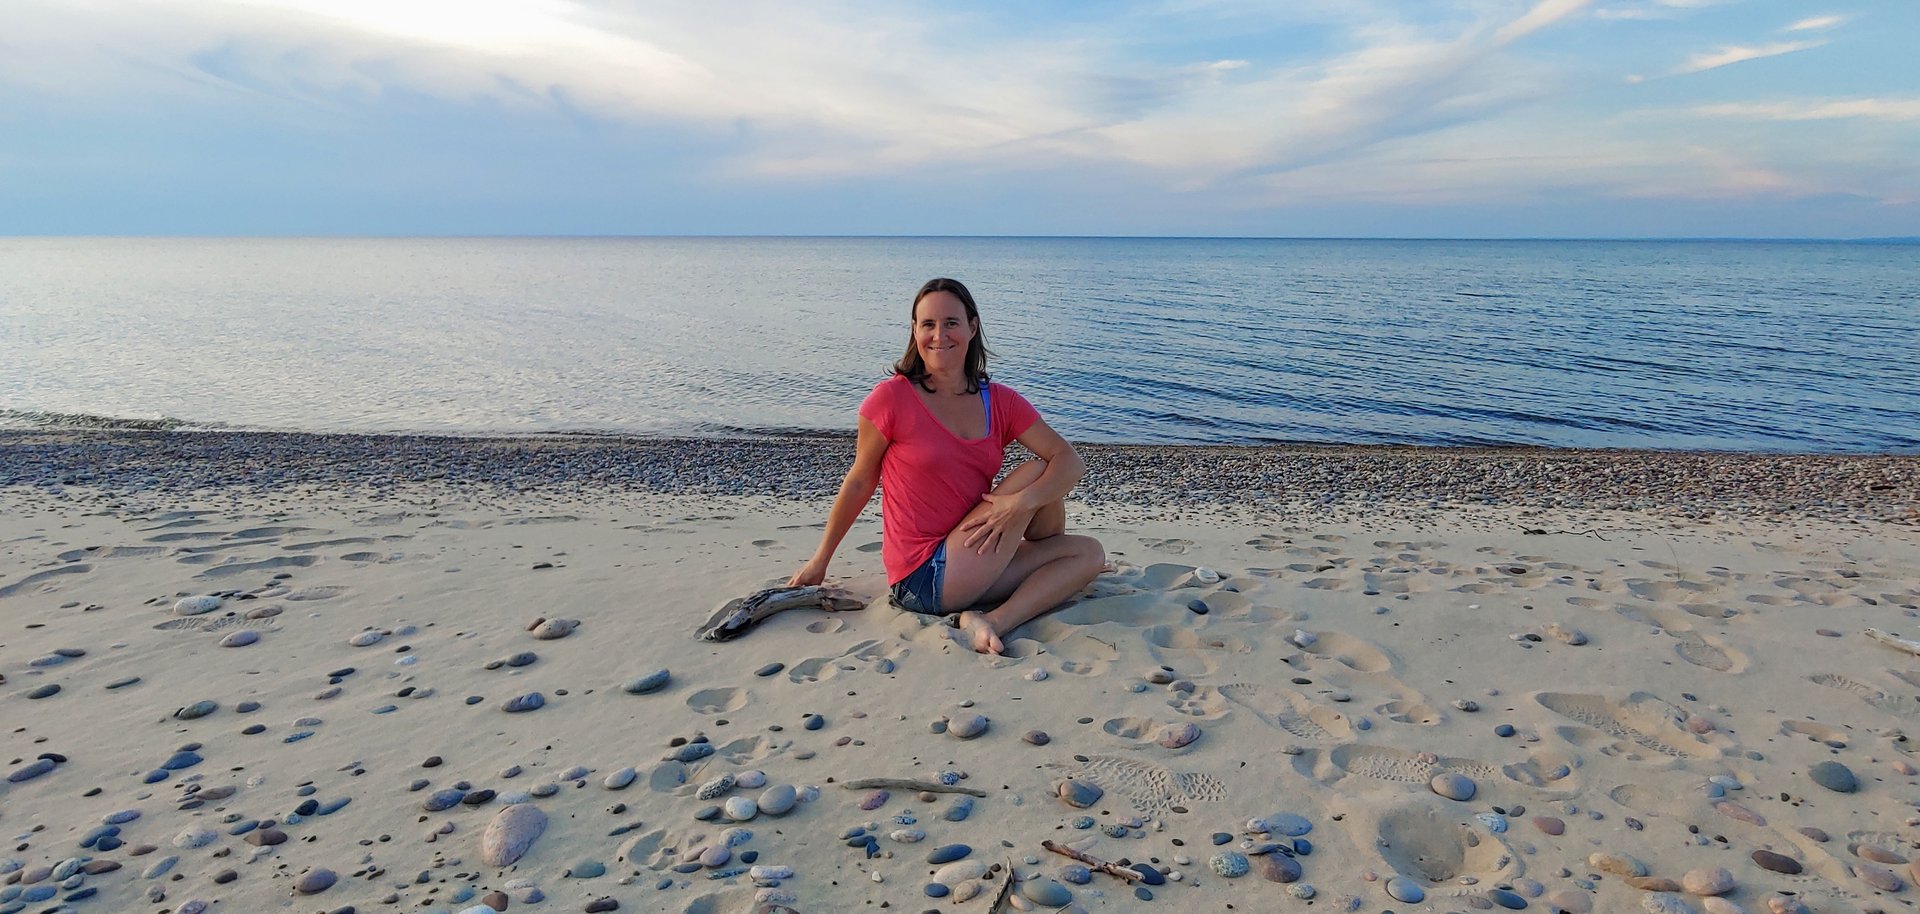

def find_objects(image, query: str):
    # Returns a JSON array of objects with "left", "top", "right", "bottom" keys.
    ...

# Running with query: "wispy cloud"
[
  {"left": 1695, "top": 98, "right": 1920, "bottom": 122},
  {"left": 1783, "top": 15, "right": 1844, "bottom": 32},
  {"left": 1677, "top": 39, "right": 1825, "bottom": 74}
]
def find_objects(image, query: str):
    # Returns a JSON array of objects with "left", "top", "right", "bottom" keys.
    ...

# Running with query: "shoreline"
[{"left": 3, "top": 429, "right": 1917, "bottom": 524}]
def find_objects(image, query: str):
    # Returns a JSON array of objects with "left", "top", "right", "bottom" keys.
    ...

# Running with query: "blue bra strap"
[{"left": 980, "top": 383, "right": 991, "bottom": 437}]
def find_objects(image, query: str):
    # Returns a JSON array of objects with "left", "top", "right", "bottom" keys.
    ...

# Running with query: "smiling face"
[{"left": 913, "top": 290, "right": 976, "bottom": 375}]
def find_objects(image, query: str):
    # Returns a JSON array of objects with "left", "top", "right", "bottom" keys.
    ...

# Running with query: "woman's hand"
[
  {"left": 960, "top": 492, "right": 1024, "bottom": 554},
  {"left": 787, "top": 557, "right": 828, "bottom": 587}
]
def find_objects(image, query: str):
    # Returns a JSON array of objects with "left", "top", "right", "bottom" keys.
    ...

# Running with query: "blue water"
[{"left": 1, "top": 237, "right": 1915, "bottom": 452}]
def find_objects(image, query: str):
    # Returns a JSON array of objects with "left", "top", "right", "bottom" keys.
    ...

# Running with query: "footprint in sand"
[
  {"left": 1297, "top": 631, "right": 1395, "bottom": 674},
  {"left": 1670, "top": 631, "right": 1748, "bottom": 673},
  {"left": 1536, "top": 691, "right": 1720, "bottom": 761},
  {"left": 786, "top": 639, "right": 893, "bottom": 683},
  {"left": 1780, "top": 719, "right": 1850, "bottom": 746},
  {"left": 686, "top": 687, "right": 749, "bottom": 714},
  {"left": 1321, "top": 745, "right": 1580, "bottom": 793},
  {"left": 1218, "top": 683, "right": 1353, "bottom": 742},
  {"left": 1808, "top": 673, "right": 1920, "bottom": 720},
  {"left": 285, "top": 585, "right": 348, "bottom": 601},
  {"left": 1019, "top": 629, "right": 1118, "bottom": 676},
  {"left": 283, "top": 536, "right": 379, "bottom": 551},
  {"left": 153, "top": 615, "right": 280, "bottom": 633},
  {"left": 1101, "top": 716, "right": 1203, "bottom": 749},
  {"left": 1376, "top": 699, "right": 1444, "bottom": 725},
  {"left": 1344, "top": 802, "right": 1525, "bottom": 891},
  {"left": 1165, "top": 685, "right": 1233, "bottom": 720},
  {"left": 57, "top": 545, "right": 165, "bottom": 561},
  {"left": 1138, "top": 537, "right": 1195, "bottom": 555},
  {"left": 198, "top": 555, "right": 319, "bottom": 579},
  {"left": 1042, "top": 755, "right": 1224, "bottom": 813},
  {"left": 805, "top": 618, "right": 846, "bottom": 634},
  {"left": 1625, "top": 578, "right": 1715, "bottom": 602},
  {"left": 1246, "top": 534, "right": 1289, "bottom": 552},
  {"left": 0, "top": 564, "right": 91, "bottom": 599},
  {"left": 225, "top": 525, "right": 321, "bottom": 540}
]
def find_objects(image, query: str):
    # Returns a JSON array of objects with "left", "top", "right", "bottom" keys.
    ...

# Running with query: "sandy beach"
[{"left": 5, "top": 432, "right": 1920, "bottom": 914}]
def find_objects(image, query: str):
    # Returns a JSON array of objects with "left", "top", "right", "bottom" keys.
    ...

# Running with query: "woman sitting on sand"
[{"left": 788, "top": 278, "right": 1105, "bottom": 654}]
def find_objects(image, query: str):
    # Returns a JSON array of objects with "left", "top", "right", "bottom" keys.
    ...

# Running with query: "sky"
[{"left": 1, "top": 0, "right": 1915, "bottom": 238}]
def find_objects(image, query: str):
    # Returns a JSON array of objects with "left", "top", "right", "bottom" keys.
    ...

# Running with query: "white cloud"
[
  {"left": 1677, "top": 39, "right": 1825, "bottom": 74},
  {"left": 1783, "top": 15, "right": 1844, "bottom": 32},
  {"left": 1695, "top": 98, "right": 1920, "bottom": 122}
]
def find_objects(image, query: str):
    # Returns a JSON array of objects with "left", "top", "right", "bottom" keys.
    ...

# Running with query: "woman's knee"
[{"left": 1069, "top": 534, "right": 1106, "bottom": 576}]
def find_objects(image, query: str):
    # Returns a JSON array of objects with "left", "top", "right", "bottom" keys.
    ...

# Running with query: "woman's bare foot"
[{"left": 955, "top": 610, "right": 1004, "bottom": 655}]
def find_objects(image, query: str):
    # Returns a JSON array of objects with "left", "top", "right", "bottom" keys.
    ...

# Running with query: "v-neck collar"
[{"left": 903, "top": 376, "right": 991, "bottom": 443}]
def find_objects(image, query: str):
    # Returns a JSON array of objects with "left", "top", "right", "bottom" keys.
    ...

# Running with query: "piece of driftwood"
[
  {"left": 1866, "top": 628, "right": 1920, "bottom": 657},
  {"left": 840, "top": 777, "right": 989, "bottom": 797},
  {"left": 694, "top": 585, "right": 865, "bottom": 641},
  {"left": 1041, "top": 839, "right": 1140, "bottom": 882},
  {"left": 987, "top": 858, "right": 1016, "bottom": 914}
]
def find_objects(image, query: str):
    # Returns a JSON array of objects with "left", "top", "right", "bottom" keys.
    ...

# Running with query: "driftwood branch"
[
  {"left": 1866, "top": 628, "right": 1920, "bottom": 658},
  {"left": 694, "top": 585, "right": 866, "bottom": 641},
  {"left": 839, "top": 777, "right": 988, "bottom": 797},
  {"left": 1521, "top": 527, "right": 1608, "bottom": 540},
  {"left": 1041, "top": 839, "right": 1140, "bottom": 882},
  {"left": 987, "top": 858, "right": 1016, "bottom": 914}
]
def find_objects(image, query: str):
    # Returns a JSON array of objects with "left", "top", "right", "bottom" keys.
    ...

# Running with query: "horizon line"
[{"left": 4, "top": 233, "right": 1917, "bottom": 243}]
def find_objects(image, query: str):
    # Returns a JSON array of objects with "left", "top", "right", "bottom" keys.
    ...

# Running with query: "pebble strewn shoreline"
[{"left": 2, "top": 431, "right": 1916, "bottom": 522}]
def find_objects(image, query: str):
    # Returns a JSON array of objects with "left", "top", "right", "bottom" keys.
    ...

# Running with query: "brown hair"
[{"left": 893, "top": 277, "right": 991, "bottom": 394}]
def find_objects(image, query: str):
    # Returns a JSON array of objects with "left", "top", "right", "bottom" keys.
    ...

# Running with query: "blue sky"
[{"left": 2, "top": 0, "right": 1915, "bottom": 237}]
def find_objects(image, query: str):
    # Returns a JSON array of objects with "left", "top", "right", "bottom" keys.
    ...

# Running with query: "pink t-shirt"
[{"left": 859, "top": 374, "right": 1041, "bottom": 584}]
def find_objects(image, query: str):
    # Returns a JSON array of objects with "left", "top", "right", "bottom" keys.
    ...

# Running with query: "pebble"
[
  {"left": 173, "top": 700, "right": 217, "bottom": 720},
  {"left": 481, "top": 804, "right": 548, "bottom": 867},
  {"left": 1251, "top": 813, "right": 1314, "bottom": 837},
  {"left": 758, "top": 784, "right": 797, "bottom": 816},
  {"left": 948, "top": 713, "right": 989, "bottom": 739},
  {"left": 1643, "top": 893, "right": 1700, "bottom": 914},
  {"left": 1386, "top": 876, "right": 1426, "bottom": 903},
  {"left": 1058, "top": 864, "right": 1091, "bottom": 884},
  {"left": 942, "top": 796, "right": 975, "bottom": 821},
  {"left": 529, "top": 618, "right": 579, "bottom": 640},
  {"left": 1495, "top": 723, "right": 1517, "bottom": 737},
  {"left": 723, "top": 796, "right": 757, "bottom": 821},
  {"left": 1674, "top": 866, "right": 1734, "bottom": 896},
  {"left": 1157, "top": 722, "right": 1201, "bottom": 749},
  {"left": 623, "top": 669, "right": 671, "bottom": 694},
  {"left": 604, "top": 767, "right": 637, "bottom": 790},
  {"left": 1809, "top": 760, "right": 1858, "bottom": 793},
  {"left": 173, "top": 596, "right": 222, "bottom": 615},
  {"left": 1056, "top": 779, "right": 1102, "bottom": 808},
  {"left": 347, "top": 629, "right": 385, "bottom": 647},
  {"left": 802, "top": 713, "right": 824, "bottom": 730},
  {"left": 927, "top": 844, "right": 971, "bottom": 865},
  {"left": 219, "top": 630, "right": 258, "bottom": 647},
  {"left": 6, "top": 759, "right": 57, "bottom": 783},
  {"left": 1210, "top": 852, "right": 1250, "bottom": 877},
  {"left": 1750, "top": 850, "right": 1802, "bottom": 875},
  {"left": 1856, "top": 862, "right": 1904, "bottom": 891},
  {"left": 698, "top": 774, "right": 736, "bottom": 800},
  {"left": 1488, "top": 887, "right": 1528, "bottom": 909},
  {"left": 294, "top": 868, "right": 337, "bottom": 894},
  {"left": 1590, "top": 852, "right": 1648, "bottom": 877},
  {"left": 755, "top": 662, "right": 785, "bottom": 677},
  {"left": 1255, "top": 853, "right": 1302, "bottom": 883},
  {"left": 584, "top": 898, "right": 617, "bottom": 912},
  {"left": 1430, "top": 771, "right": 1477, "bottom": 801},
  {"left": 1022, "top": 879, "right": 1074, "bottom": 906},
  {"left": 499, "top": 692, "right": 545, "bottom": 713},
  {"left": 1533, "top": 815, "right": 1565, "bottom": 836},
  {"left": 1024, "top": 729, "right": 1051, "bottom": 746}
]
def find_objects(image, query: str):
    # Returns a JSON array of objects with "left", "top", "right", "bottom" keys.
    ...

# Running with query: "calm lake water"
[{"left": 2, "top": 236, "right": 1915, "bottom": 452}]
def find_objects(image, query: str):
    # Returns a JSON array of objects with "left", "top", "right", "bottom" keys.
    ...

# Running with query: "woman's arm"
[
  {"left": 788, "top": 416, "right": 889, "bottom": 586},
  {"left": 958, "top": 418, "right": 1085, "bottom": 552}
]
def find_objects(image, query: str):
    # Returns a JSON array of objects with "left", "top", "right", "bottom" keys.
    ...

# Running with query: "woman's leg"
[
  {"left": 954, "top": 534, "right": 1105, "bottom": 653},
  {"left": 938, "top": 461, "right": 1104, "bottom": 652}
]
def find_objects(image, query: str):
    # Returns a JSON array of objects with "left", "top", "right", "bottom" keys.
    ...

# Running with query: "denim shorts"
[{"left": 890, "top": 542, "right": 946, "bottom": 615}]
